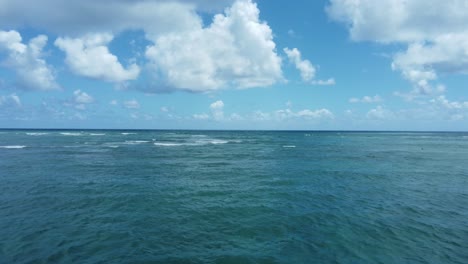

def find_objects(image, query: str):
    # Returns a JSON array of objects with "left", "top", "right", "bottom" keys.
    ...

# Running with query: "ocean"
[{"left": 0, "top": 130, "right": 467, "bottom": 263}]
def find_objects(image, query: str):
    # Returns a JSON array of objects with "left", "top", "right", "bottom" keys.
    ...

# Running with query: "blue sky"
[{"left": 0, "top": 0, "right": 467, "bottom": 130}]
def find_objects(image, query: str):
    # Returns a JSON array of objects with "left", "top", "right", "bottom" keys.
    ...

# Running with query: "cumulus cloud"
[
  {"left": 193, "top": 113, "right": 210, "bottom": 120},
  {"left": 0, "top": 0, "right": 227, "bottom": 36},
  {"left": 284, "top": 47, "right": 316, "bottom": 82},
  {"left": 349, "top": 95, "right": 382, "bottom": 103},
  {"left": 55, "top": 33, "right": 140, "bottom": 82},
  {"left": 145, "top": 0, "right": 283, "bottom": 92},
  {"left": 366, "top": 105, "right": 394, "bottom": 120},
  {"left": 0, "top": 30, "right": 58, "bottom": 90},
  {"left": 284, "top": 47, "right": 334, "bottom": 85},
  {"left": 430, "top": 95, "right": 468, "bottom": 110},
  {"left": 312, "top": 78, "right": 336, "bottom": 86},
  {"left": 275, "top": 108, "right": 334, "bottom": 120},
  {"left": 210, "top": 100, "right": 225, "bottom": 121},
  {"left": 0, "top": 93, "right": 21, "bottom": 107},
  {"left": 1, "top": 0, "right": 291, "bottom": 93},
  {"left": 327, "top": 0, "right": 468, "bottom": 96},
  {"left": 123, "top": 99, "right": 140, "bottom": 109},
  {"left": 326, "top": 0, "right": 468, "bottom": 43},
  {"left": 73, "top": 90, "right": 94, "bottom": 104}
]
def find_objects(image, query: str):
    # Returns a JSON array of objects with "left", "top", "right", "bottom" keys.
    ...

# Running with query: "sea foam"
[
  {"left": 154, "top": 142, "right": 184, "bottom": 147},
  {"left": 60, "top": 132, "right": 82, "bottom": 136},
  {"left": 0, "top": 145, "right": 26, "bottom": 149},
  {"left": 26, "top": 132, "right": 48, "bottom": 136}
]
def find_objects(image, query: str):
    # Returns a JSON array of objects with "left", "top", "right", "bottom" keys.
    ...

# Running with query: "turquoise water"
[{"left": 1, "top": 130, "right": 467, "bottom": 263}]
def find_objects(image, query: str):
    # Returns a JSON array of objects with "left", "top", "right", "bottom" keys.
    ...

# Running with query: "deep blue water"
[{"left": 0, "top": 130, "right": 467, "bottom": 263}]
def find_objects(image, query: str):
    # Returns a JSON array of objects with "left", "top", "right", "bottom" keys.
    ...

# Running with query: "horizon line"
[{"left": 0, "top": 128, "right": 467, "bottom": 133}]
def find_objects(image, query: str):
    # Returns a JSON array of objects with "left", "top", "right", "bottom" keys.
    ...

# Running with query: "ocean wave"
[
  {"left": 199, "top": 139, "right": 229, "bottom": 145},
  {"left": 0, "top": 145, "right": 26, "bottom": 149},
  {"left": 103, "top": 144, "right": 119, "bottom": 148},
  {"left": 60, "top": 132, "right": 83, "bottom": 136},
  {"left": 26, "top": 132, "right": 48, "bottom": 136},
  {"left": 154, "top": 139, "right": 232, "bottom": 147},
  {"left": 121, "top": 132, "right": 136, "bottom": 135},
  {"left": 191, "top": 135, "right": 208, "bottom": 138},
  {"left": 154, "top": 142, "right": 185, "bottom": 147},
  {"left": 124, "top": 140, "right": 150, "bottom": 145},
  {"left": 283, "top": 145, "right": 296, "bottom": 148},
  {"left": 89, "top": 133, "right": 106, "bottom": 136}
]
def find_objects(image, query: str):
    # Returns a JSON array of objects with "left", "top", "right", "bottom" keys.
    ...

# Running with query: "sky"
[{"left": 0, "top": 0, "right": 468, "bottom": 130}]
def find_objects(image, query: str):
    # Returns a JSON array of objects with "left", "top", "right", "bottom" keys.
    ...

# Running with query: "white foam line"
[
  {"left": 124, "top": 140, "right": 150, "bottom": 145},
  {"left": 208, "top": 140, "right": 229, "bottom": 145},
  {"left": 89, "top": 133, "right": 106, "bottom": 136},
  {"left": 0, "top": 145, "right": 26, "bottom": 149},
  {"left": 283, "top": 145, "right": 296, "bottom": 148},
  {"left": 154, "top": 142, "right": 184, "bottom": 147},
  {"left": 60, "top": 132, "right": 82, "bottom": 136},
  {"left": 26, "top": 132, "right": 48, "bottom": 136}
]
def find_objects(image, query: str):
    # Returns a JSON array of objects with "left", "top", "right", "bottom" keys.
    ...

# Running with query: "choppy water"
[{"left": 1, "top": 130, "right": 467, "bottom": 263}]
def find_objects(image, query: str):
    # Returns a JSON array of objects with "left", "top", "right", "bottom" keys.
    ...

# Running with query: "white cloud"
[
  {"left": 210, "top": 100, "right": 225, "bottom": 121},
  {"left": 366, "top": 105, "right": 394, "bottom": 120},
  {"left": 275, "top": 108, "right": 334, "bottom": 120},
  {"left": 145, "top": 0, "right": 283, "bottom": 92},
  {"left": 160, "top": 106, "right": 169, "bottom": 112},
  {"left": 73, "top": 89, "right": 94, "bottom": 104},
  {"left": 230, "top": 113, "right": 243, "bottom": 121},
  {"left": 55, "top": 33, "right": 140, "bottom": 82},
  {"left": 110, "top": 100, "right": 118, "bottom": 106},
  {"left": 327, "top": 0, "right": 468, "bottom": 96},
  {"left": 349, "top": 95, "right": 382, "bottom": 103},
  {"left": 123, "top": 99, "right": 140, "bottom": 109},
  {"left": 0, "top": 0, "right": 227, "bottom": 36},
  {"left": 312, "top": 78, "right": 336, "bottom": 86},
  {"left": 1, "top": 1, "right": 289, "bottom": 94},
  {"left": 251, "top": 111, "right": 271, "bottom": 121},
  {"left": 0, "top": 30, "right": 58, "bottom": 90},
  {"left": 0, "top": 93, "right": 21, "bottom": 107},
  {"left": 430, "top": 95, "right": 468, "bottom": 110},
  {"left": 326, "top": 0, "right": 468, "bottom": 43},
  {"left": 284, "top": 47, "right": 334, "bottom": 85},
  {"left": 193, "top": 113, "right": 210, "bottom": 120},
  {"left": 297, "top": 109, "right": 334, "bottom": 119},
  {"left": 284, "top": 47, "right": 316, "bottom": 82}
]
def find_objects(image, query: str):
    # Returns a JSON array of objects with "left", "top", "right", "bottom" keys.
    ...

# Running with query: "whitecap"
[
  {"left": 154, "top": 142, "right": 184, "bottom": 147},
  {"left": 89, "top": 133, "right": 106, "bottom": 136},
  {"left": 283, "top": 145, "right": 296, "bottom": 148},
  {"left": 26, "top": 132, "right": 48, "bottom": 136},
  {"left": 121, "top": 132, "right": 136, "bottom": 135},
  {"left": 0, "top": 145, "right": 26, "bottom": 149},
  {"left": 209, "top": 140, "right": 229, "bottom": 145},
  {"left": 102, "top": 142, "right": 120, "bottom": 148},
  {"left": 191, "top": 134, "right": 208, "bottom": 138},
  {"left": 60, "top": 132, "right": 82, "bottom": 136},
  {"left": 124, "top": 140, "right": 150, "bottom": 145}
]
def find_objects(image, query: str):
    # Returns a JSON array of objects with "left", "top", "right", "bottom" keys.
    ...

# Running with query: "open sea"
[{"left": 0, "top": 130, "right": 467, "bottom": 264}]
